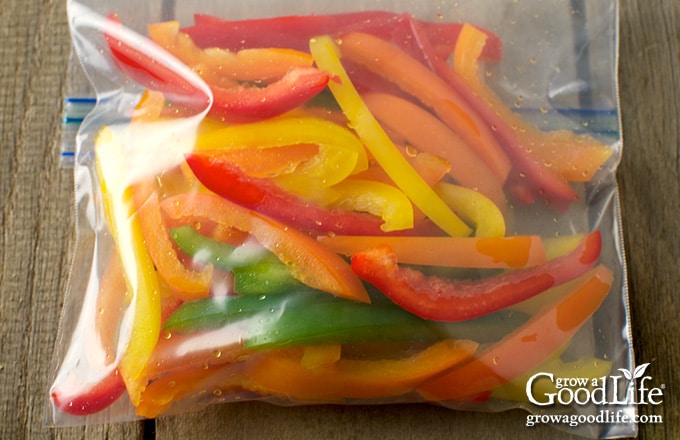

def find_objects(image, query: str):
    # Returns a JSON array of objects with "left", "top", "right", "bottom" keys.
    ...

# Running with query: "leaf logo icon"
[{"left": 633, "top": 363, "right": 650, "bottom": 379}]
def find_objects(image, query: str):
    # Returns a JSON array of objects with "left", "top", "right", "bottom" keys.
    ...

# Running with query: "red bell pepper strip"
[
  {"left": 105, "top": 15, "right": 330, "bottom": 123},
  {"left": 185, "top": 152, "right": 440, "bottom": 236},
  {"left": 350, "top": 230, "right": 601, "bottom": 322},
  {"left": 417, "top": 264, "right": 613, "bottom": 401},
  {"left": 51, "top": 368, "right": 127, "bottom": 416},
  {"left": 183, "top": 12, "right": 502, "bottom": 61}
]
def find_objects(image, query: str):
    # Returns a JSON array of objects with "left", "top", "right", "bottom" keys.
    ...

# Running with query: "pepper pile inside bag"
[{"left": 50, "top": 3, "right": 633, "bottom": 438}]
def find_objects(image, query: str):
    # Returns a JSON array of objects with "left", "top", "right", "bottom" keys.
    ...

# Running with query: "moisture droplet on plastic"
[
  {"left": 492, "top": 356, "right": 500, "bottom": 366},
  {"left": 213, "top": 388, "right": 223, "bottom": 396},
  {"left": 162, "top": 330, "right": 172, "bottom": 340},
  {"left": 213, "top": 350, "right": 222, "bottom": 359}
]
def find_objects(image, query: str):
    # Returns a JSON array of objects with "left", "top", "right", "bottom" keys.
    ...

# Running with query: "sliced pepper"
[
  {"left": 51, "top": 368, "right": 127, "bottom": 416},
  {"left": 417, "top": 265, "right": 613, "bottom": 400},
  {"left": 350, "top": 230, "right": 601, "bottom": 322},
  {"left": 319, "top": 235, "right": 546, "bottom": 269},
  {"left": 243, "top": 339, "right": 478, "bottom": 401},
  {"left": 148, "top": 20, "right": 315, "bottom": 83},
  {"left": 310, "top": 35, "right": 472, "bottom": 237},
  {"left": 161, "top": 192, "right": 369, "bottom": 303},
  {"left": 184, "top": 12, "right": 502, "bottom": 61},
  {"left": 433, "top": 182, "right": 506, "bottom": 238}
]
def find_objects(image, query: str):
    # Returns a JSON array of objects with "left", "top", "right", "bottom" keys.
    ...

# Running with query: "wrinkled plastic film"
[{"left": 50, "top": 1, "right": 634, "bottom": 438}]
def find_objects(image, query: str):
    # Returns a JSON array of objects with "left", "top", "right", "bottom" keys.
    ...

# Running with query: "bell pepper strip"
[
  {"left": 183, "top": 12, "right": 503, "bottom": 61},
  {"left": 310, "top": 35, "right": 472, "bottom": 237},
  {"left": 94, "top": 127, "right": 162, "bottom": 406},
  {"left": 194, "top": 116, "right": 368, "bottom": 184},
  {"left": 319, "top": 235, "right": 546, "bottom": 269},
  {"left": 51, "top": 368, "right": 127, "bottom": 416},
  {"left": 491, "top": 355, "right": 612, "bottom": 404},
  {"left": 161, "top": 192, "right": 370, "bottom": 303},
  {"left": 194, "top": 144, "right": 319, "bottom": 179},
  {"left": 243, "top": 339, "right": 478, "bottom": 401},
  {"left": 452, "top": 24, "right": 613, "bottom": 183},
  {"left": 185, "top": 153, "right": 436, "bottom": 236},
  {"left": 336, "top": 31, "right": 511, "bottom": 184},
  {"left": 147, "top": 20, "right": 316, "bottom": 83},
  {"left": 301, "top": 344, "right": 343, "bottom": 370},
  {"left": 330, "top": 178, "right": 414, "bottom": 232},
  {"left": 162, "top": 289, "right": 528, "bottom": 348},
  {"left": 417, "top": 264, "right": 613, "bottom": 401},
  {"left": 433, "top": 182, "right": 505, "bottom": 238},
  {"left": 363, "top": 92, "right": 506, "bottom": 209},
  {"left": 350, "top": 230, "right": 601, "bottom": 322},
  {"left": 232, "top": 255, "right": 308, "bottom": 296},
  {"left": 137, "top": 363, "right": 247, "bottom": 418}
]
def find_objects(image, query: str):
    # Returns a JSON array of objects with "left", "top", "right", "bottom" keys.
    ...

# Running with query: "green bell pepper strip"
[
  {"left": 309, "top": 35, "right": 472, "bottom": 237},
  {"left": 162, "top": 288, "right": 529, "bottom": 349},
  {"left": 170, "top": 225, "right": 305, "bottom": 295}
]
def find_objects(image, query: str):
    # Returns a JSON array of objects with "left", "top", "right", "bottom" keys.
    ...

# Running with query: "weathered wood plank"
[
  {"left": 0, "top": 0, "right": 144, "bottom": 438},
  {"left": 618, "top": 0, "right": 680, "bottom": 438}
]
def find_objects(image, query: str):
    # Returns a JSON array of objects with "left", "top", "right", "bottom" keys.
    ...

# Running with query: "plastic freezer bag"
[{"left": 49, "top": 0, "right": 635, "bottom": 437}]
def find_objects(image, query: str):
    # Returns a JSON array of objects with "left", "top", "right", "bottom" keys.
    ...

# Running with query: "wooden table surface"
[{"left": 1, "top": 0, "right": 678, "bottom": 438}]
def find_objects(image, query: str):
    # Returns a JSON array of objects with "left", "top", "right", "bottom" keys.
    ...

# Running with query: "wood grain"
[{"left": 0, "top": 0, "right": 677, "bottom": 439}]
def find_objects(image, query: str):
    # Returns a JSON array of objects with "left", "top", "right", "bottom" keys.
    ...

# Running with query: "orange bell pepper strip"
[
  {"left": 244, "top": 339, "right": 478, "bottom": 401},
  {"left": 319, "top": 235, "right": 546, "bottom": 269},
  {"left": 363, "top": 92, "right": 507, "bottom": 209},
  {"left": 417, "top": 264, "right": 613, "bottom": 401},
  {"left": 160, "top": 192, "right": 370, "bottom": 303},
  {"left": 147, "top": 20, "right": 316, "bottom": 83},
  {"left": 453, "top": 24, "right": 613, "bottom": 183},
  {"left": 337, "top": 31, "right": 512, "bottom": 184},
  {"left": 310, "top": 35, "right": 472, "bottom": 237}
]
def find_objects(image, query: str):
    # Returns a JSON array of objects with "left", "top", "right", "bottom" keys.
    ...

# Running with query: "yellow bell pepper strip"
[
  {"left": 319, "top": 235, "right": 546, "bottom": 269},
  {"left": 335, "top": 31, "right": 512, "bottom": 184},
  {"left": 243, "top": 339, "right": 478, "bottom": 401},
  {"left": 94, "top": 127, "right": 162, "bottom": 406},
  {"left": 161, "top": 192, "right": 370, "bottom": 303},
  {"left": 417, "top": 264, "right": 613, "bottom": 401},
  {"left": 194, "top": 116, "right": 368, "bottom": 186},
  {"left": 453, "top": 24, "right": 613, "bottom": 183},
  {"left": 351, "top": 231, "right": 601, "bottom": 322},
  {"left": 433, "top": 182, "right": 505, "bottom": 238},
  {"left": 363, "top": 92, "right": 507, "bottom": 210},
  {"left": 147, "top": 20, "right": 316, "bottom": 83},
  {"left": 330, "top": 178, "right": 414, "bottom": 232},
  {"left": 310, "top": 35, "right": 472, "bottom": 237}
]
